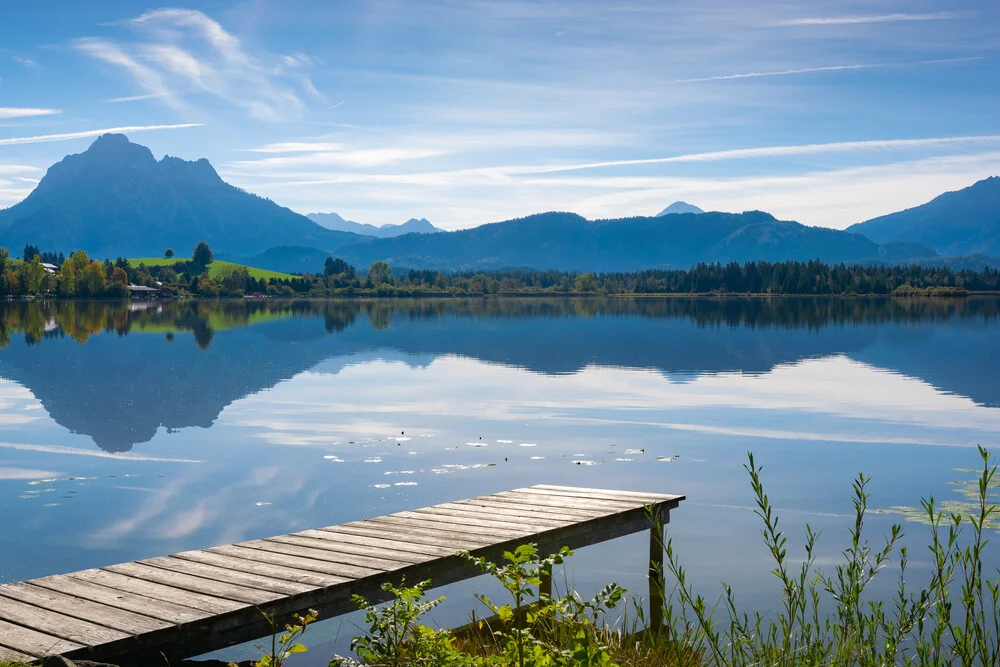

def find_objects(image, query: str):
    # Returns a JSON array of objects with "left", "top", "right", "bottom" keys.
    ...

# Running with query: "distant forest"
[{"left": 2, "top": 242, "right": 999, "bottom": 298}]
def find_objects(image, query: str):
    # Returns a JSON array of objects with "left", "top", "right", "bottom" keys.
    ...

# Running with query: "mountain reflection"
[{"left": 0, "top": 297, "right": 998, "bottom": 452}]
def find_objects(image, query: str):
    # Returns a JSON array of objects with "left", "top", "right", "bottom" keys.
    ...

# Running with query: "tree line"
[
  {"left": 3, "top": 241, "right": 1000, "bottom": 299},
  {"left": 312, "top": 258, "right": 999, "bottom": 296}
]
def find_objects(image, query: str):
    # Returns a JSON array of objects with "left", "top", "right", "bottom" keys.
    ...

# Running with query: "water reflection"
[
  {"left": 0, "top": 297, "right": 999, "bottom": 452},
  {"left": 2, "top": 297, "right": 999, "bottom": 665}
]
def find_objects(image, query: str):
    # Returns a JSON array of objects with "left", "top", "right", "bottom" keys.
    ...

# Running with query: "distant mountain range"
[
  {"left": 306, "top": 211, "right": 443, "bottom": 237},
  {"left": 326, "top": 210, "right": 934, "bottom": 273},
  {"left": 848, "top": 176, "right": 1000, "bottom": 256},
  {"left": 0, "top": 134, "right": 996, "bottom": 272}
]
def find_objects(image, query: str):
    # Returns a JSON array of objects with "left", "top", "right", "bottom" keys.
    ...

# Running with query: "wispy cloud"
[
  {"left": 0, "top": 164, "right": 41, "bottom": 175},
  {"left": 74, "top": 37, "right": 181, "bottom": 109},
  {"left": 75, "top": 8, "right": 316, "bottom": 121},
  {"left": 0, "top": 123, "right": 202, "bottom": 146},
  {"left": 0, "top": 107, "right": 61, "bottom": 119},
  {"left": 672, "top": 57, "right": 985, "bottom": 83},
  {"left": 247, "top": 141, "right": 347, "bottom": 153},
  {"left": 772, "top": 12, "right": 967, "bottom": 26},
  {"left": 12, "top": 55, "right": 39, "bottom": 68},
  {"left": 499, "top": 135, "right": 1000, "bottom": 174},
  {"left": 104, "top": 93, "right": 170, "bottom": 103}
]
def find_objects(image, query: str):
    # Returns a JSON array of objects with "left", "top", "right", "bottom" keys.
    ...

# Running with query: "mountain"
[
  {"left": 847, "top": 176, "right": 1000, "bottom": 256},
  {"left": 331, "top": 210, "right": 919, "bottom": 272},
  {"left": 306, "top": 212, "right": 443, "bottom": 237},
  {"left": 658, "top": 201, "right": 704, "bottom": 216},
  {"left": 0, "top": 134, "right": 361, "bottom": 257}
]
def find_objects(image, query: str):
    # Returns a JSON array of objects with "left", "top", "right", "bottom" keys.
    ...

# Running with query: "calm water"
[{"left": 1, "top": 297, "right": 999, "bottom": 662}]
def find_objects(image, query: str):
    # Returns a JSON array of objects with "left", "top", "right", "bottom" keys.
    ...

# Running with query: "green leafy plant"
[
  {"left": 232, "top": 608, "right": 317, "bottom": 667},
  {"left": 334, "top": 579, "right": 457, "bottom": 667}
]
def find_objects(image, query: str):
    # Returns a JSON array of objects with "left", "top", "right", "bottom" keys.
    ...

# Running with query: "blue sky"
[{"left": 1, "top": 0, "right": 998, "bottom": 230}]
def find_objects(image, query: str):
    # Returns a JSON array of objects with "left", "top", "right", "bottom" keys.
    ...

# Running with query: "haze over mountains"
[
  {"left": 306, "top": 212, "right": 443, "bottom": 237},
  {"left": 0, "top": 134, "right": 995, "bottom": 273}
]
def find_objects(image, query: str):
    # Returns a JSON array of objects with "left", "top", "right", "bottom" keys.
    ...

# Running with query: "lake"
[{"left": 1, "top": 297, "right": 998, "bottom": 663}]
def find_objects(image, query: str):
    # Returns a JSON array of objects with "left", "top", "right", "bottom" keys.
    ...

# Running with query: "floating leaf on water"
[{"left": 882, "top": 465, "right": 1000, "bottom": 533}]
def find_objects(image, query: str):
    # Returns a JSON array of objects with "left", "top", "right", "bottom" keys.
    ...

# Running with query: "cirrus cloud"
[{"left": 73, "top": 8, "right": 319, "bottom": 121}]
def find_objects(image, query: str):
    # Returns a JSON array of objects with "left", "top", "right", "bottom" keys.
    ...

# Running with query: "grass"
[{"left": 128, "top": 257, "right": 296, "bottom": 281}]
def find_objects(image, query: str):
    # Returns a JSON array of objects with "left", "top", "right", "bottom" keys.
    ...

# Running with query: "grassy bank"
[{"left": 128, "top": 257, "right": 296, "bottom": 281}]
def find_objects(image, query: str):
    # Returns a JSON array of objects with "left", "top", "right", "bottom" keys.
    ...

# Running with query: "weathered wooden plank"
[
  {"left": 520, "top": 486, "right": 682, "bottom": 505},
  {"left": 237, "top": 539, "right": 410, "bottom": 572},
  {"left": 397, "top": 508, "right": 551, "bottom": 534},
  {"left": 173, "top": 550, "right": 348, "bottom": 588},
  {"left": 208, "top": 544, "right": 379, "bottom": 580},
  {"left": 0, "top": 595, "right": 129, "bottom": 647},
  {"left": 415, "top": 505, "right": 569, "bottom": 529},
  {"left": 471, "top": 494, "right": 622, "bottom": 516},
  {"left": 104, "top": 562, "right": 280, "bottom": 605},
  {"left": 0, "top": 582, "right": 170, "bottom": 635},
  {"left": 328, "top": 522, "right": 492, "bottom": 551},
  {"left": 531, "top": 485, "right": 683, "bottom": 503},
  {"left": 507, "top": 488, "right": 645, "bottom": 508},
  {"left": 68, "top": 568, "right": 245, "bottom": 615},
  {"left": 141, "top": 555, "right": 317, "bottom": 596},
  {"left": 491, "top": 490, "right": 639, "bottom": 512},
  {"left": 364, "top": 514, "right": 528, "bottom": 541},
  {"left": 0, "top": 643, "right": 36, "bottom": 663},
  {"left": 0, "top": 618, "right": 84, "bottom": 659},
  {"left": 296, "top": 528, "right": 458, "bottom": 558},
  {"left": 29, "top": 573, "right": 207, "bottom": 626},
  {"left": 453, "top": 497, "right": 608, "bottom": 521},
  {"left": 441, "top": 500, "right": 587, "bottom": 523},
  {"left": 266, "top": 534, "right": 431, "bottom": 566}
]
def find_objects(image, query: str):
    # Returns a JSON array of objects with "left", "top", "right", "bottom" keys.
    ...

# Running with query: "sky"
[{"left": 0, "top": 0, "right": 998, "bottom": 230}]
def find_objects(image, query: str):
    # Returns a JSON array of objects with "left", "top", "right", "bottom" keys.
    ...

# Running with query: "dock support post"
[
  {"left": 539, "top": 562, "right": 552, "bottom": 600},
  {"left": 648, "top": 516, "right": 666, "bottom": 631}
]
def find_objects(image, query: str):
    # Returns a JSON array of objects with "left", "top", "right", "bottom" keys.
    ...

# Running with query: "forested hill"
[
  {"left": 848, "top": 176, "right": 1000, "bottom": 256},
  {"left": 332, "top": 211, "right": 933, "bottom": 272}
]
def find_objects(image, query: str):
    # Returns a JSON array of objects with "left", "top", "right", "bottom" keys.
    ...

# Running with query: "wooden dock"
[{"left": 0, "top": 484, "right": 683, "bottom": 665}]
